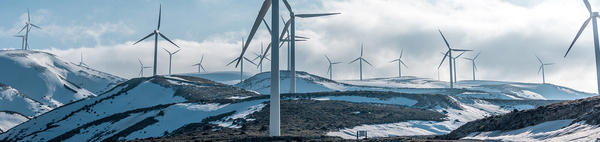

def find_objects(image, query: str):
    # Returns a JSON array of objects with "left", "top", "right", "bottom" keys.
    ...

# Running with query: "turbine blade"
[
  {"left": 133, "top": 32, "right": 155, "bottom": 45},
  {"left": 538, "top": 65, "right": 543, "bottom": 74},
  {"left": 138, "top": 58, "right": 143, "bottom": 66},
  {"left": 18, "top": 25, "right": 27, "bottom": 33},
  {"left": 474, "top": 52, "right": 481, "bottom": 60},
  {"left": 438, "top": 51, "right": 449, "bottom": 69},
  {"left": 325, "top": 55, "right": 332, "bottom": 63},
  {"left": 172, "top": 49, "right": 181, "bottom": 54},
  {"left": 235, "top": 0, "right": 272, "bottom": 67},
  {"left": 455, "top": 52, "right": 466, "bottom": 58},
  {"left": 400, "top": 48, "right": 404, "bottom": 58},
  {"left": 400, "top": 60, "right": 408, "bottom": 68},
  {"left": 158, "top": 4, "right": 162, "bottom": 30},
  {"left": 544, "top": 63, "right": 555, "bottom": 65},
  {"left": 349, "top": 58, "right": 360, "bottom": 64},
  {"left": 262, "top": 18, "right": 272, "bottom": 34},
  {"left": 390, "top": 59, "right": 399, "bottom": 63},
  {"left": 159, "top": 33, "right": 180, "bottom": 48},
  {"left": 536, "top": 55, "right": 543, "bottom": 64},
  {"left": 363, "top": 59, "right": 374, "bottom": 67},
  {"left": 227, "top": 57, "right": 240, "bottom": 66},
  {"left": 295, "top": 35, "right": 309, "bottom": 39},
  {"left": 565, "top": 17, "right": 591, "bottom": 57},
  {"left": 295, "top": 13, "right": 341, "bottom": 18},
  {"left": 281, "top": 0, "right": 293, "bottom": 13},
  {"left": 438, "top": 29, "right": 451, "bottom": 49},
  {"left": 584, "top": 0, "right": 592, "bottom": 14},
  {"left": 200, "top": 65, "right": 207, "bottom": 72},
  {"left": 162, "top": 47, "right": 171, "bottom": 54},
  {"left": 30, "top": 24, "right": 41, "bottom": 29},
  {"left": 462, "top": 57, "right": 473, "bottom": 60},
  {"left": 244, "top": 57, "right": 258, "bottom": 66},
  {"left": 474, "top": 64, "right": 478, "bottom": 71},
  {"left": 333, "top": 62, "right": 342, "bottom": 64},
  {"left": 200, "top": 55, "right": 204, "bottom": 64},
  {"left": 451, "top": 49, "right": 472, "bottom": 52}
]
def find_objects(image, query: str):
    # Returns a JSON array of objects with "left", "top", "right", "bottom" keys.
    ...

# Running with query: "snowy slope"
[
  {"left": 178, "top": 71, "right": 253, "bottom": 85},
  {"left": 0, "top": 75, "right": 261, "bottom": 141},
  {"left": 0, "top": 111, "right": 28, "bottom": 133},
  {"left": 443, "top": 95, "right": 600, "bottom": 141},
  {"left": 0, "top": 50, "right": 124, "bottom": 108},
  {"left": 0, "top": 83, "right": 50, "bottom": 117},
  {"left": 238, "top": 72, "right": 594, "bottom": 100}
]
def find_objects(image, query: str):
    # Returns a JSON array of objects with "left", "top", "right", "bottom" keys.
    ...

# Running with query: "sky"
[{"left": 1, "top": 0, "right": 600, "bottom": 93}]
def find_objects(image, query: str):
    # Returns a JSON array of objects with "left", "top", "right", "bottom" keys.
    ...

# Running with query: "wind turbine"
[
  {"left": 536, "top": 56, "right": 553, "bottom": 84},
  {"left": 192, "top": 55, "right": 206, "bottom": 73},
  {"left": 325, "top": 55, "right": 342, "bottom": 80},
  {"left": 232, "top": 0, "right": 283, "bottom": 136},
  {"left": 463, "top": 52, "right": 481, "bottom": 80},
  {"left": 133, "top": 4, "right": 180, "bottom": 76},
  {"left": 252, "top": 43, "right": 270, "bottom": 73},
  {"left": 390, "top": 49, "right": 408, "bottom": 78},
  {"left": 565, "top": 0, "right": 600, "bottom": 94},
  {"left": 228, "top": 38, "right": 258, "bottom": 83},
  {"left": 138, "top": 58, "right": 152, "bottom": 77},
  {"left": 79, "top": 51, "right": 88, "bottom": 67},
  {"left": 452, "top": 51, "right": 467, "bottom": 83},
  {"left": 14, "top": 35, "right": 25, "bottom": 50},
  {"left": 349, "top": 44, "right": 374, "bottom": 81},
  {"left": 277, "top": 0, "right": 340, "bottom": 93},
  {"left": 438, "top": 30, "right": 472, "bottom": 88},
  {"left": 162, "top": 48, "right": 181, "bottom": 75},
  {"left": 18, "top": 9, "right": 41, "bottom": 50}
]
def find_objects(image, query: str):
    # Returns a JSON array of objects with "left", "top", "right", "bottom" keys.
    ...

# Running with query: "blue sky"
[{"left": 2, "top": 0, "right": 600, "bottom": 93}]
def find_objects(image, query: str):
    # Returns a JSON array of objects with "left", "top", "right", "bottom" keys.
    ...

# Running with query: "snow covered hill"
[
  {"left": 0, "top": 50, "right": 125, "bottom": 108},
  {"left": 0, "top": 83, "right": 50, "bottom": 117},
  {"left": 0, "top": 75, "right": 260, "bottom": 141},
  {"left": 237, "top": 72, "right": 594, "bottom": 100},
  {"left": 178, "top": 71, "right": 253, "bottom": 85},
  {"left": 443, "top": 95, "right": 600, "bottom": 141},
  {"left": 0, "top": 111, "right": 28, "bottom": 133}
]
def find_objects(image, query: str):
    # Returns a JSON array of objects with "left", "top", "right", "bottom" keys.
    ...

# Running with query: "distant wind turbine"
[
  {"left": 390, "top": 49, "right": 408, "bottom": 78},
  {"left": 138, "top": 58, "right": 152, "bottom": 77},
  {"left": 565, "top": 0, "right": 600, "bottom": 94},
  {"left": 463, "top": 52, "right": 481, "bottom": 80},
  {"left": 79, "top": 51, "right": 88, "bottom": 67},
  {"left": 228, "top": 38, "right": 258, "bottom": 83},
  {"left": 536, "top": 56, "right": 553, "bottom": 84},
  {"left": 18, "top": 9, "right": 41, "bottom": 50},
  {"left": 438, "top": 30, "right": 472, "bottom": 88},
  {"left": 192, "top": 55, "right": 206, "bottom": 73},
  {"left": 252, "top": 43, "right": 270, "bottom": 73},
  {"left": 349, "top": 43, "right": 374, "bottom": 81},
  {"left": 133, "top": 4, "right": 180, "bottom": 76},
  {"left": 14, "top": 35, "right": 25, "bottom": 50},
  {"left": 325, "top": 55, "right": 342, "bottom": 80},
  {"left": 162, "top": 48, "right": 181, "bottom": 75}
]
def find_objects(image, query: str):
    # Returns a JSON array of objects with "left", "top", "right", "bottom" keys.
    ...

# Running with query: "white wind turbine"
[
  {"left": 565, "top": 0, "right": 600, "bottom": 94},
  {"left": 349, "top": 44, "right": 374, "bottom": 81},
  {"left": 252, "top": 43, "right": 271, "bottom": 73},
  {"left": 162, "top": 48, "right": 181, "bottom": 75},
  {"left": 18, "top": 9, "right": 41, "bottom": 50},
  {"left": 192, "top": 55, "right": 206, "bottom": 73},
  {"left": 325, "top": 55, "right": 342, "bottom": 80},
  {"left": 228, "top": 38, "right": 258, "bottom": 83},
  {"left": 133, "top": 4, "right": 180, "bottom": 76},
  {"left": 536, "top": 56, "right": 553, "bottom": 84},
  {"left": 463, "top": 52, "right": 481, "bottom": 80},
  {"left": 79, "top": 51, "right": 88, "bottom": 67},
  {"left": 390, "top": 49, "right": 408, "bottom": 78},
  {"left": 438, "top": 30, "right": 472, "bottom": 88},
  {"left": 138, "top": 58, "right": 152, "bottom": 77}
]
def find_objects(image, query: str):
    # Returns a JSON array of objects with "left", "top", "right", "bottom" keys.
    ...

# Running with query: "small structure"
[{"left": 357, "top": 130, "right": 367, "bottom": 139}]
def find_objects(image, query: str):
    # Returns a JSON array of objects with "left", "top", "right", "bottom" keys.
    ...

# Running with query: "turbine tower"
[
  {"left": 452, "top": 52, "right": 467, "bottom": 83},
  {"left": 463, "top": 52, "right": 481, "bottom": 80},
  {"left": 228, "top": 38, "right": 257, "bottom": 83},
  {"left": 138, "top": 58, "right": 152, "bottom": 77},
  {"left": 14, "top": 35, "right": 25, "bottom": 50},
  {"left": 536, "top": 56, "right": 554, "bottom": 84},
  {"left": 162, "top": 48, "right": 181, "bottom": 75},
  {"left": 325, "top": 55, "right": 342, "bottom": 80},
  {"left": 18, "top": 9, "right": 41, "bottom": 50},
  {"left": 565, "top": 0, "right": 600, "bottom": 94},
  {"left": 192, "top": 55, "right": 206, "bottom": 73},
  {"left": 438, "top": 30, "right": 472, "bottom": 88},
  {"left": 349, "top": 44, "right": 374, "bottom": 81},
  {"left": 133, "top": 4, "right": 180, "bottom": 76},
  {"left": 390, "top": 49, "right": 408, "bottom": 78}
]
